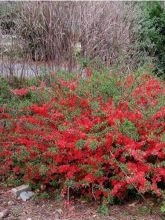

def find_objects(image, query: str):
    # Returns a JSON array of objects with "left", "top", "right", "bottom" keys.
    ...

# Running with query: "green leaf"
[{"left": 90, "top": 141, "right": 97, "bottom": 150}]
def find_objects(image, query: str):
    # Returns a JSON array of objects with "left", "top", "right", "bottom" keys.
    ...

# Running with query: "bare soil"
[{"left": 0, "top": 186, "right": 163, "bottom": 220}]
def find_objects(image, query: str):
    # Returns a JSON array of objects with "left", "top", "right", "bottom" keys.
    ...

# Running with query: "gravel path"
[{"left": 0, "top": 186, "right": 163, "bottom": 220}]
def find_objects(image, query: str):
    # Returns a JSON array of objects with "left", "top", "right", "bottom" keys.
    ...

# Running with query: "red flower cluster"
[
  {"left": 0, "top": 72, "right": 164, "bottom": 201},
  {"left": 11, "top": 88, "right": 29, "bottom": 96}
]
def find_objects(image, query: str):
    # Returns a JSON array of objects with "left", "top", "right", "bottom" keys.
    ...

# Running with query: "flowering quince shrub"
[{"left": 0, "top": 69, "right": 165, "bottom": 204}]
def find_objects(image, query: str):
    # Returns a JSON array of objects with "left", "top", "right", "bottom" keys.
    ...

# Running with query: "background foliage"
[{"left": 0, "top": 1, "right": 165, "bottom": 77}]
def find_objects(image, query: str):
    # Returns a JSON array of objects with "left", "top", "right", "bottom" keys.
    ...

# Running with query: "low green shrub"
[{"left": 0, "top": 66, "right": 164, "bottom": 208}]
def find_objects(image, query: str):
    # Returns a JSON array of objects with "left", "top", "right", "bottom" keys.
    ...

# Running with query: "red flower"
[
  {"left": 11, "top": 88, "right": 29, "bottom": 96},
  {"left": 81, "top": 99, "right": 88, "bottom": 108},
  {"left": 13, "top": 166, "right": 20, "bottom": 174}
]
